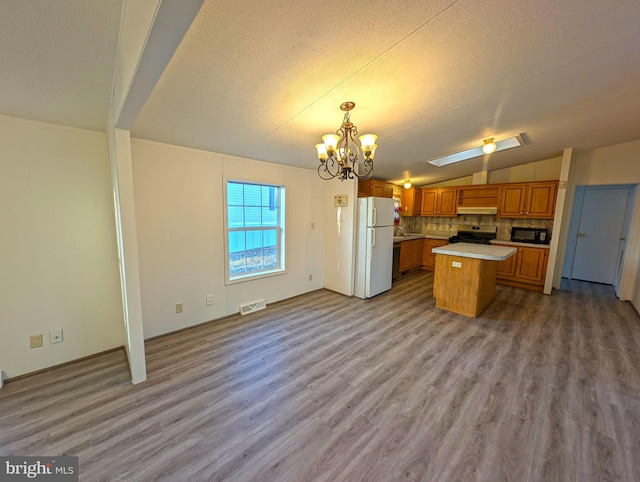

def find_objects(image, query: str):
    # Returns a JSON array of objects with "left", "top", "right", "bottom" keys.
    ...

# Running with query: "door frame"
[{"left": 562, "top": 184, "right": 634, "bottom": 288}]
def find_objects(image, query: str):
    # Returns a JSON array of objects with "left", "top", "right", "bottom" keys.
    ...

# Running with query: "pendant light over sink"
[{"left": 315, "top": 102, "right": 378, "bottom": 181}]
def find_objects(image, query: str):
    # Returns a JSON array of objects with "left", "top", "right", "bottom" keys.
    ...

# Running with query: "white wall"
[
  {"left": 323, "top": 179, "right": 358, "bottom": 296},
  {"left": 0, "top": 115, "right": 124, "bottom": 378},
  {"left": 488, "top": 157, "right": 562, "bottom": 184},
  {"left": 571, "top": 140, "right": 640, "bottom": 185},
  {"left": 423, "top": 156, "right": 562, "bottom": 187},
  {"left": 130, "top": 139, "right": 325, "bottom": 339}
]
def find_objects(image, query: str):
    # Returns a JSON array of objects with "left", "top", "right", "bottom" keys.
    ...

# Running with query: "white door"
[{"left": 570, "top": 187, "right": 631, "bottom": 284}]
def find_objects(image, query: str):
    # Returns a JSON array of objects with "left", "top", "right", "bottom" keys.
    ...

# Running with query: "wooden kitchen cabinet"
[
  {"left": 399, "top": 239, "right": 424, "bottom": 272},
  {"left": 496, "top": 249, "right": 517, "bottom": 278},
  {"left": 495, "top": 244, "right": 549, "bottom": 291},
  {"left": 359, "top": 179, "right": 395, "bottom": 198},
  {"left": 420, "top": 188, "right": 458, "bottom": 216},
  {"left": 421, "top": 189, "right": 437, "bottom": 215},
  {"left": 400, "top": 187, "right": 422, "bottom": 216},
  {"left": 516, "top": 246, "right": 548, "bottom": 283},
  {"left": 526, "top": 182, "right": 557, "bottom": 217},
  {"left": 457, "top": 185, "right": 499, "bottom": 208},
  {"left": 421, "top": 238, "right": 448, "bottom": 270},
  {"left": 498, "top": 181, "right": 557, "bottom": 218}
]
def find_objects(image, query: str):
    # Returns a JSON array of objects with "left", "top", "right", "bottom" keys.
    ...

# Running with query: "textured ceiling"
[
  {"left": 2, "top": 1, "right": 640, "bottom": 185},
  {"left": 132, "top": 0, "right": 640, "bottom": 185},
  {"left": 0, "top": 0, "right": 123, "bottom": 132}
]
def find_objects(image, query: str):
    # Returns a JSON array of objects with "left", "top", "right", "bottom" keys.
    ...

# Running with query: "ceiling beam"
[{"left": 111, "top": 0, "right": 205, "bottom": 129}]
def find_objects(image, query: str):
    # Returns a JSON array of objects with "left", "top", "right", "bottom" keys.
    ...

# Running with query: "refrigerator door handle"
[
  {"left": 370, "top": 228, "right": 375, "bottom": 264},
  {"left": 372, "top": 207, "right": 377, "bottom": 227}
]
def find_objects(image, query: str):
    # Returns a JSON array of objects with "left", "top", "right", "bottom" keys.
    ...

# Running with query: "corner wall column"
[
  {"left": 107, "top": 127, "right": 146, "bottom": 384},
  {"left": 546, "top": 147, "right": 574, "bottom": 292}
]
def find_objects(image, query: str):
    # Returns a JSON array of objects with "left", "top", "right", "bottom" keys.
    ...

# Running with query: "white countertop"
[
  {"left": 393, "top": 232, "right": 451, "bottom": 242},
  {"left": 432, "top": 243, "right": 517, "bottom": 261},
  {"left": 490, "top": 239, "right": 551, "bottom": 249},
  {"left": 422, "top": 233, "right": 451, "bottom": 240}
]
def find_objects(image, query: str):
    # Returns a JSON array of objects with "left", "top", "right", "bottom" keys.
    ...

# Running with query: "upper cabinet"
[
  {"left": 395, "top": 180, "right": 557, "bottom": 219},
  {"left": 359, "top": 179, "right": 394, "bottom": 198},
  {"left": 457, "top": 186, "right": 499, "bottom": 208},
  {"left": 497, "top": 181, "right": 558, "bottom": 218},
  {"left": 420, "top": 188, "right": 457, "bottom": 216},
  {"left": 400, "top": 187, "right": 422, "bottom": 216}
]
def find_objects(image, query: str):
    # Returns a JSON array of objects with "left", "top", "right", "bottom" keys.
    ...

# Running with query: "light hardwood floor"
[{"left": 2, "top": 271, "right": 640, "bottom": 481}]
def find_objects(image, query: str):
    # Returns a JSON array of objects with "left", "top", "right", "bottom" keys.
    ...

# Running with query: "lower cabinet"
[
  {"left": 421, "top": 238, "right": 448, "bottom": 270},
  {"left": 399, "top": 239, "right": 424, "bottom": 273},
  {"left": 494, "top": 244, "right": 549, "bottom": 292}
]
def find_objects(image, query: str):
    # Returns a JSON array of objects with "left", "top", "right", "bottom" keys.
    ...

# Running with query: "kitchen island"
[{"left": 432, "top": 243, "right": 517, "bottom": 317}]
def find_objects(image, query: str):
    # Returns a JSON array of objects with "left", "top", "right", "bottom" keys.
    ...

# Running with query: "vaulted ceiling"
[
  {"left": 3, "top": 0, "right": 640, "bottom": 185},
  {"left": 0, "top": 0, "right": 122, "bottom": 132}
]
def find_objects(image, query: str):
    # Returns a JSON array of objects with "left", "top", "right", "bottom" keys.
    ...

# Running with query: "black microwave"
[{"left": 511, "top": 227, "right": 550, "bottom": 244}]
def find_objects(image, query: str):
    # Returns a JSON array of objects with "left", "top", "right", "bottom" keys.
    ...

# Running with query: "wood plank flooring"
[{"left": 2, "top": 271, "right": 640, "bottom": 481}]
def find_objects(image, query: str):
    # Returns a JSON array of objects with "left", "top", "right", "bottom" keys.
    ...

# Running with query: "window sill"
[{"left": 226, "top": 268, "right": 287, "bottom": 286}]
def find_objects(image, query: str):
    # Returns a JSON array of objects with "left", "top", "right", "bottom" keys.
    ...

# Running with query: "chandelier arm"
[
  {"left": 351, "top": 158, "right": 374, "bottom": 180},
  {"left": 317, "top": 158, "right": 339, "bottom": 180}
]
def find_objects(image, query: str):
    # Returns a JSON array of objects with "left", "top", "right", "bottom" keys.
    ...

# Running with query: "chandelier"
[{"left": 315, "top": 101, "right": 378, "bottom": 181}]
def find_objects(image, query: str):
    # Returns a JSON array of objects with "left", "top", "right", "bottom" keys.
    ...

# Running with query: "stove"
[{"left": 448, "top": 225, "right": 497, "bottom": 245}]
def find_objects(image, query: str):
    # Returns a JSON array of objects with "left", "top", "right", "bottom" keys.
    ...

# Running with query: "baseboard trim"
[{"left": 4, "top": 346, "right": 126, "bottom": 384}]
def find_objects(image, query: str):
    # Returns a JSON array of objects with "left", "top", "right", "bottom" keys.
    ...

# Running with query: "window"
[{"left": 226, "top": 180, "right": 285, "bottom": 282}]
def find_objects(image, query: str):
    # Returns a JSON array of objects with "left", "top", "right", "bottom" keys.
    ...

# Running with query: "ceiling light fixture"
[
  {"left": 482, "top": 138, "right": 497, "bottom": 154},
  {"left": 426, "top": 135, "right": 524, "bottom": 168},
  {"left": 403, "top": 179, "right": 412, "bottom": 189},
  {"left": 315, "top": 102, "right": 377, "bottom": 181}
]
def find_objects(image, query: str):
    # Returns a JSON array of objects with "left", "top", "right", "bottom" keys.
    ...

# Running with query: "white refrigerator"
[{"left": 354, "top": 196, "right": 395, "bottom": 299}]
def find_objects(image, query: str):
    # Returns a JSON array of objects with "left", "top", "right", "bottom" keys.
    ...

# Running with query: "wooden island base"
[{"left": 433, "top": 254, "right": 499, "bottom": 317}]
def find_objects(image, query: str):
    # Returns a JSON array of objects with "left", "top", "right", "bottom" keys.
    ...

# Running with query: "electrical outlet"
[
  {"left": 308, "top": 274, "right": 313, "bottom": 281},
  {"left": 205, "top": 295, "right": 213, "bottom": 306},
  {"left": 176, "top": 302, "right": 183, "bottom": 313},
  {"left": 30, "top": 334, "right": 43, "bottom": 349},
  {"left": 50, "top": 329, "right": 63, "bottom": 344}
]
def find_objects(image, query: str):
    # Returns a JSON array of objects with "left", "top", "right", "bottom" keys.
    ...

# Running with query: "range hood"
[{"left": 457, "top": 206, "right": 498, "bottom": 215}]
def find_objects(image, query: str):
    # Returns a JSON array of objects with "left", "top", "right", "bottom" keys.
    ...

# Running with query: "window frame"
[{"left": 223, "top": 177, "right": 286, "bottom": 285}]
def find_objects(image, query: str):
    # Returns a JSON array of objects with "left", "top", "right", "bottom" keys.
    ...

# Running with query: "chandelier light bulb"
[
  {"left": 359, "top": 134, "right": 377, "bottom": 150},
  {"left": 483, "top": 138, "right": 497, "bottom": 154},
  {"left": 322, "top": 134, "right": 339, "bottom": 155},
  {"left": 315, "top": 143, "right": 328, "bottom": 161},
  {"left": 404, "top": 180, "right": 412, "bottom": 189}
]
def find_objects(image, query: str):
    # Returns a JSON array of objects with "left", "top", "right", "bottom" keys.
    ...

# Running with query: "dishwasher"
[{"left": 392, "top": 243, "right": 401, "bottom": 281}]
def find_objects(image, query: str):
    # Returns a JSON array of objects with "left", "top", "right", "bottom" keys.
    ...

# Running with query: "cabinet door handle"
[
  {"left": 525, "top": 211, "right": 529, "bottom": 214},
  {"left": 520, "top": 211, "right": 523, "bottom": 215},
  {"left": 621, "top": 237, "right": 626, "bottom": 241}
]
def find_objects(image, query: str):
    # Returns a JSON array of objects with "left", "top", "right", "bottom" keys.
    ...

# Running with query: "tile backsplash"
[{"left": 401, "top": 215, "right": 553, "bottom": 240}]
